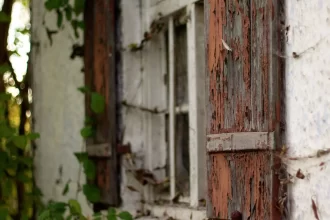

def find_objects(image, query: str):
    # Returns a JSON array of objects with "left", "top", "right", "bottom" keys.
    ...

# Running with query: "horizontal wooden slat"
[
  {"left": 86, "top": 143, "right": 111, "bottom": 157},
  {"left": 206, "top": 132, "right": 275, "bottom": 152}
]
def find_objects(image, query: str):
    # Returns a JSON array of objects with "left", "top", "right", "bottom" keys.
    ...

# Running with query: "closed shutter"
[
  {"left": 84, "top": 0, "right": 120, "bottom": 207},
  {"left": 205, "top": 0, "right": 285, "bottom": 219}
]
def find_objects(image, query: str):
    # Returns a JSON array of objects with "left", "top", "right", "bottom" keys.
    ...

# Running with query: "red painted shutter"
[
  {"left": 84, "top": 0, "right": 119, "bottom": 206},
  {"left": 205, "top": 0, "right": 285, "bottom": 219}
]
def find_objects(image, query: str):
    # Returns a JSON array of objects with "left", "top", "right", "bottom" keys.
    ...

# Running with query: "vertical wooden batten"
[{"left": 84, "top": 0, "right": 120, "bottom": 206}]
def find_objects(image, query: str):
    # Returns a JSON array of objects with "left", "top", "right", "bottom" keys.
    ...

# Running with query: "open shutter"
[
  {"left": 205, "top": 0, "right": 285, "bottom": 219},
  {"left": 84, "top": 0, "right": 120, "bottom": 206}
]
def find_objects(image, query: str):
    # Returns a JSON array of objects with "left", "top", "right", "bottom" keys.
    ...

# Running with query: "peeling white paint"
[
  {"left": 286, "top": 0, "right": 330, "bottom": 219},
  {"left": 31, "top": 1, "right": 92, "bottom": 216}
]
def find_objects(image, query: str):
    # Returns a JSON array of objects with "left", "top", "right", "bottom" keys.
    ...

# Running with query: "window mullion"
[
  {"left": 187, "top": 3, "right": 206, "bottom": 207},
  {"left": 168, "top": 16, "right": 176, "bottom": 200}
]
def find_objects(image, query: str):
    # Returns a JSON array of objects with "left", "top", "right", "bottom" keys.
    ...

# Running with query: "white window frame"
[
  {"left": 121, "top": 0, "right": 206, "bottom": 211},
  {"left": 143, "top": 0, "right": 206, "bottom": 208}
]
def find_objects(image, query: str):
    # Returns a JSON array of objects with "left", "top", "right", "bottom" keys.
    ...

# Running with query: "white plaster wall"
[
  {"left": 31, "top": 1, "right": 92, "bottom": 216},
  {"left": 286, "top": 1, "right": 330, "bottom": 219}
]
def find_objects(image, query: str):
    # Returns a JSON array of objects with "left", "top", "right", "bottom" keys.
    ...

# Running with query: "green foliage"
[
  {"left": 0, "top": 63, "right": 11, "bottom": 75},
  {"left": 0, "top": 2, "right": 133, "bottom": 220},
  {"left": 91, "top": 92, "right": 105, "bottom": 114},
  {"left": 0, "top": 12, "right": 11, "bottom": 23},
  {"left": 44, "top": 0, "right": 85, "bottom": 38},
  {"left": 82, "top": 184, "right": 101, "bottom": 203},
  {"left": 0, "top": 93, "right": 41, "bottom": 219},
  {"left": 80, "top": 125, "right": 93, "bottom": 138}
]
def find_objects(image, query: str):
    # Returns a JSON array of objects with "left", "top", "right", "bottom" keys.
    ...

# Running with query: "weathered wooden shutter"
[
  {"left": 84, "top": 0, "right": 119, "bottom": 206},
  {"left": 205, "top": 0, "right": 285, "bottom": 219}
]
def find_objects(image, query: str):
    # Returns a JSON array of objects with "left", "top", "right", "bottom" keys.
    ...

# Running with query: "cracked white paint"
[{"left": 286, "top": 0, "right": 330, "bottom": 219}]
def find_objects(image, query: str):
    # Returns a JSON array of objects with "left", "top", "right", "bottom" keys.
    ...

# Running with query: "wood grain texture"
[
  {"left": 84, "top": 0, "right": 119, "bottom": 206},
  {"left": 208, "top": 152, "right": 277, "bottom": 220},
  {"left": 205, "top": 0, "right": 285, "bottom": 219},
  {"left": 206, "top": 0, "right": 282, "bottom": 134},
  {"left": 206, "top": 132, "right": 275, "bottom": 152}
]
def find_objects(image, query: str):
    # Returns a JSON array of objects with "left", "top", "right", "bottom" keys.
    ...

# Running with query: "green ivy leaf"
[
  {"left": 70, "top": 20, "right": 80, "bottom": 38},
  {"left": 73, "top": 0, "right": 85, "bottom": 15},
  {"left": 38, "top": 209, "right": 51, "bottom": 220},
  {"left": 0, "top": 93, "right": 11, "bottom": 102},
  {"left": 64, "top": 6, "right": 72, "bottom": 21},
  {"left": 74, "top": 152, "right": 88, "bottom": 163},
  {"left": 17, "top": 171, "right": 32, "bottom": 183},
  {"left": 117, "top": 211, "right": 133, "bottom": 220},
  {"left": 17, "top": 28, "right": 30, "bottom": 35},
  {"left": 91, "top": 92, "right": 105, "bottom": 114},
  {"left": 80, "top": 126, "right": 93, "bottom": 138},
  {"left": 0, "top": 151, "right": 8, "bottom": 169},
  {"left": 76, "top": 20, "right": 84, "bottom": 30},
  {"left": 62, "top": 179, "right": 70, "bottom": 195},
  {"left": 83, "top": 159, "right": 96, "bottom": 180},
  {"left": 45, "top": 0, "right": 62, "bottom": 10},
  {"left": 0, "top": 207, "right": 10, "bottom": 220},
  {"left": 77, "top": 86, "right": 91, "bottom": 94},
  {"left": 18, "top": 156, "right": 33, "bottom": 167},
  {"left": 1, "top": 178, "right": 13, "bottom": 197},
  {"left": 0, "top": 12, "right": 11, "bottom": 23},
  {"left": 27, "top": 132, "right": 40, "bottom": 140},
  {"left": 107, "top": 208, "right": 117, "bottom": 220},
  {"left": 82, "top": 184, "right": 101, "bottom": 203},
  {"left": 8, "top": 50, "right": 20, "bottom": 57},
  {"left": 56, "top": 9, "right": 63, "bottom": 28},
  {"left": 68, "top": 199, "right": 81, "bottom": 215},
  {"left": 49, "top": 201, "right": 67, "bottom": 214},
  {"left": 0, "top": 63, "right": 11, "bottom": 75},
  {"left": 84, "top": 117, "right": 93, "bottom": 125},
  {"left": 12, "top": 135, "right": 28, "bottom": 149},
  {"left": 93, "top": 212, "right": 103, "bottom": 220}
]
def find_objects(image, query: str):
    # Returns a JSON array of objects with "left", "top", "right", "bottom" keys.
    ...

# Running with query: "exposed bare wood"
[
  {"left": 87, "top": 143, "right": 112, "bottom": 157},
  {"left": 84, "top": 0, "right": 119, "bottom": 206},
  {"left": 206, "top": 132, "right": 275, "bottom": 152},
  {"left": 205, "top": 0, "right": 284, "bottom": 219}
]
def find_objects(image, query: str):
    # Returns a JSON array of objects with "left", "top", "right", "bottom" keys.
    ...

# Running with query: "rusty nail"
[{"left": 231, "top": 210, "right": 242, "bottom": 220}]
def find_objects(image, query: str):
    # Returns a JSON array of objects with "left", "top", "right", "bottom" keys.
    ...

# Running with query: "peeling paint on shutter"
[
  {"left": 205, "top": 0, "right": 285, "bottom": 219},
  {"left": 84, "top": 0, "right": 119, "bottom": 206}
]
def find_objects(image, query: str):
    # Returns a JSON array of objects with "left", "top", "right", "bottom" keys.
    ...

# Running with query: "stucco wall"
[
  {"left": 31, "top": 1, "right": 92, "bottom": 216},
  {"left": 286, "top": 1, "right": 330, "bottom": 219}
]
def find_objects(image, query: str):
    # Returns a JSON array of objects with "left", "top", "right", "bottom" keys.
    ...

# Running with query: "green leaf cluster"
[{"left": 44, "top": 0, "right": 85, "bottom": 38}]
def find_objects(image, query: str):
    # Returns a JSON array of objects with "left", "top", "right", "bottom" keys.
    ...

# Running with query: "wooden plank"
[
  {"left": 84, "top": 0, "right": 119, "bottom": 206},
  {"left": 86, "top": 143, "right": 111, "bottom": 157},
  {"left": 208, "top": 152, "right": 279, "bottom": 219},
  {"left": 206, "top": 0, "right": 282, "bottom": 134},
  {"left": 206, "top": 132, "right": 275, "bottom": 152},
  {"left": 168, "top": 16, "right": 176, "bottom": 200}
]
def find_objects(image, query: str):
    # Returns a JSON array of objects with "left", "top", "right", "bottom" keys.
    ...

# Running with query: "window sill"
[{"left": 143, "top": 203, "right": 207, "bottom": 220}]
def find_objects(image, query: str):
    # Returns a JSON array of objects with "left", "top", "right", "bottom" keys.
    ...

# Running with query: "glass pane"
[
  {"left": 174, "top": 24, "right": 188, "bottom": 107},
  {"left": 175, "top": 113, "right": 190, "bottom": 197},
  {"left": 165, "top": 113, "right": 190, "bottom": 197}
]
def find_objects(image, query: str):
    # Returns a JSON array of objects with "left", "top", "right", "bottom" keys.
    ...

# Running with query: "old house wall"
[
  {"left": 31, "top": 1, "right": 92, "bottom": 216},
  {"left": 286, "top": 1, "right": 330, "bottom": 219}
]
